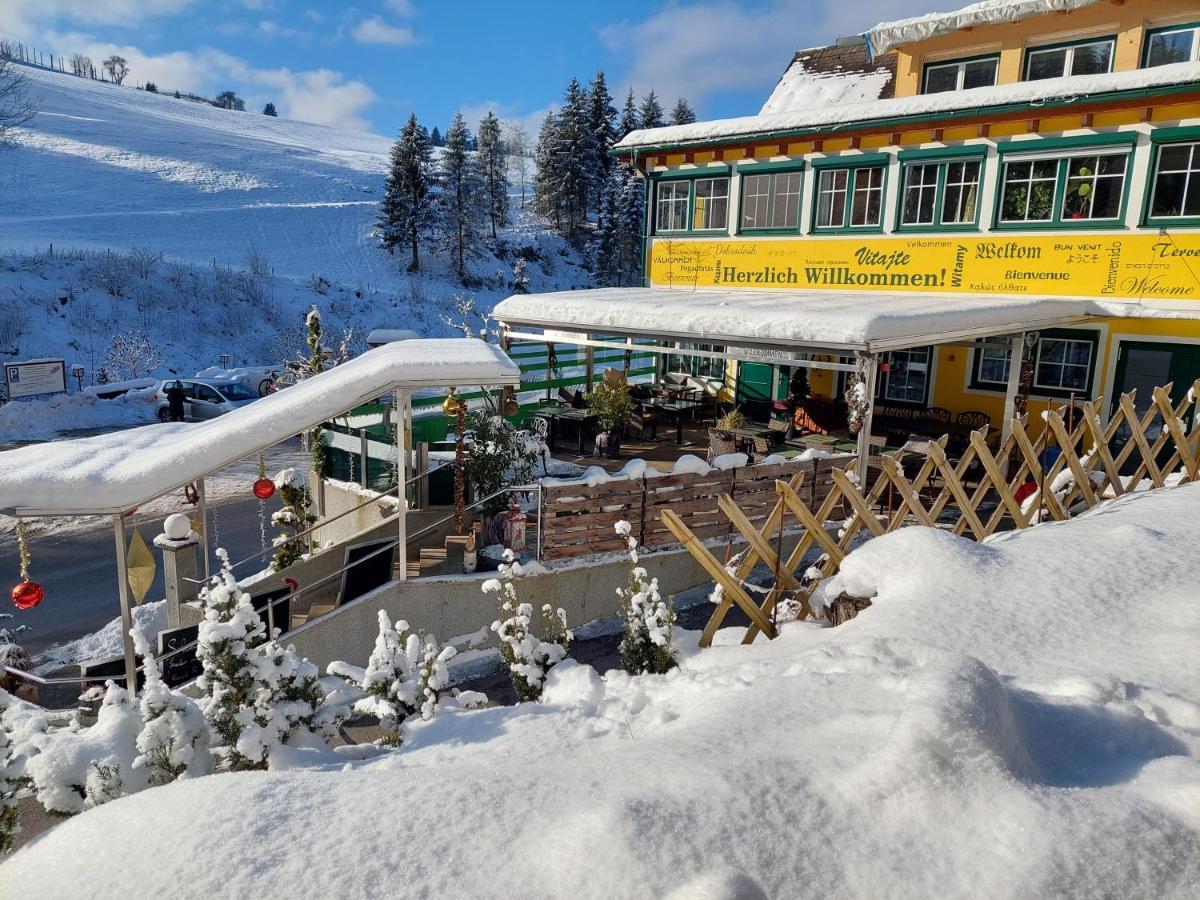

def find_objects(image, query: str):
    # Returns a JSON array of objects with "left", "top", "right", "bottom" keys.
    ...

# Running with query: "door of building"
[
  {"left": 1111, "top": 341, "right": 1200, "bottom": 470},
  {"left": 735, "top": 362, "right": 774, "bottom": 422}
]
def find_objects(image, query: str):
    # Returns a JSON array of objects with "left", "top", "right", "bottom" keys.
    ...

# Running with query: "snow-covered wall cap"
[
  {"left": 0, "top": 338, "right": 520, "bottom": 516},
  {"left": 868, "top": 0, "right": 1101, "bottom": 56},
  {"left": 615, "top": 61, "right": 1200, "bottom": 151}
]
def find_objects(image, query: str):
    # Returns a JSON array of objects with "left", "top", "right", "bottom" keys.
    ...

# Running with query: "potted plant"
[
  {"left": 461, "top": 410, "right": 540, "bottom": 547},
  {"left": 586, "top": 381, "right": 635, "bottom": 458}
]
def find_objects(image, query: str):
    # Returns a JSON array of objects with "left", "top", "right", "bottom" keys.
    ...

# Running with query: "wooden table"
[
  {"left": 729, "top": 424, "right": 775, "bottom": 455},
  {"left": 532, "top": 406, "right": 598, "bottom": 455},
  {"left": 643, "top": 398, "right": 700, "bottom": 445}
]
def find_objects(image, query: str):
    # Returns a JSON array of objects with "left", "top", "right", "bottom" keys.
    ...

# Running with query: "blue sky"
[{"left": 1, "top": 0, "right": 935, "bottom": 135}]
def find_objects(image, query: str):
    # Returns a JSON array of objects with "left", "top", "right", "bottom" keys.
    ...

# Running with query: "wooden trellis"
[{"left": 664, "top": 381, "right": 1200, "bottom": 647}]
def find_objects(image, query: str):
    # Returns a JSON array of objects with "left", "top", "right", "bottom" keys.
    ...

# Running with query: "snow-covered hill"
[{"left": 0, "top": 63, "right": 589, "bottom": 380}]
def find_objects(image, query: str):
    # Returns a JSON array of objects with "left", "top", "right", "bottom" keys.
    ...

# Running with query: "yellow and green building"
[{"left": 603, "top": 0, "right": 1200, "bottom": 428}]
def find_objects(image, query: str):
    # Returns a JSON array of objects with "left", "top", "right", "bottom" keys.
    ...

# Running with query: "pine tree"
[
  {"left": 476, "top": 111, "right": 509, "bottom": 238},
  {"left": 263, "top": 102, "right": 277, "bottom": 117},
  {"left": 639, "top": 90, "right": 665, "bottom": 129},
  {"left": 613, "top": 521, "right": 677, "bottom": 674},
  {"left": 670, "top": 97, "right": 696, "bottom": 125},
  {"left": 590, "top": 163, "right": 646, "bottom": 288},
  {"left": 618, "top": 87, "right": 640, "bottom": 139},
  {"left": 590, "top": 171, "right": 619, "bottom": 286},
  {"left": 554, "top": 77, "right": 600, "bottom": 236},
  {"left": 485, "top": 551, "right": 571, "bottom": 702},
  {"left": 430, "top": 125, "right": 442, "bottom": 146},
  {"left": 130, "top": 628, "right": 212, "bottom": 785},
  {"left": 438, "top": 111, "right": 487, "bottom": 284},
  {"left": 587, "top": 70, "right": 617, "bottom": 190},
  {"left": 532, "top": 111, "right": 563, "bottom": 231},
  {"left": 305, "top": 305, "right": 327, "bottom": 477},
  {"left": 377, "top": 114, "right": 436, "bottom": 271}
]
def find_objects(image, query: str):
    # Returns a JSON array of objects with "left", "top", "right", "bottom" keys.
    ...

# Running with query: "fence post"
[{"left": 359, "top": 428, "right": 369, "bottom": 488}]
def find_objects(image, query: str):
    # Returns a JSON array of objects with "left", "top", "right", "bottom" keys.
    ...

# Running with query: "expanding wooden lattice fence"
[
  {"left": 661, "top": 381, "right": 1200, "bottom": 647},
  {"left": 540, "top": 456, "right": 850, "bottom": 560}
]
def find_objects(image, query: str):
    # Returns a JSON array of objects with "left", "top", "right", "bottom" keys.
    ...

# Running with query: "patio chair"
[
  {"left": 706, "top": 428, "right": 738, "bottom": 465},
  {"left": 556, "top": 387, "right": 575, "bottom": 406},
  {"left": 957, "top": 410, "right": 992, "bottom": 431},
  {"left": 924, "top": 406, "right": 952, "bottom": 424},
  {"left": 528, "top": 416, "right": 551, "bottom": 473},
  {"left": 626, "top": 407, "right": 658, "bottom": 442}
]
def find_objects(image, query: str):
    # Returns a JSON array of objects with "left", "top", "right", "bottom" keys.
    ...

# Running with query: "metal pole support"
[{"left": 112, "top": 514, "right": 139, "bottom": 696}]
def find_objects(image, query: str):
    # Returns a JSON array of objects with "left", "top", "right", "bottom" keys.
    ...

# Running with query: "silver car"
[{"left": 154, "top": 378, "right": 260, "bottom": 422}]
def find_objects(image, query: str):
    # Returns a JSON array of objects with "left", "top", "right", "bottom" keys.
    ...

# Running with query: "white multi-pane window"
[
  {"left": 1062, "top": 154, "right": 1126, "bottom": 220},
  {"left": 817, "top": 166, "right": 884, "bottom": 229},
  {"left": 942, "top": 160, "right": 982, "bottom": 224},
  {"left": 923, "top": 56, "right": 999, "bottom": 93},
  {"left": 879, "top": 348, "right": 931, "bottom": 404},
  {"left": 1000, "top": 158, "right": 1058, "bottom": 222},
  {"left": 849, "top": 168, "right": 884, "bottom": 227},
  {"left": 814, "top": 169, "right": 849, "bottom": 228},
  {"left": 901, "top": 163, "right": 939, "bottom": 225},
  {"left": 692, "top": 177, "right": 729, "bottom": 231},
  {"left": 1149, "top": 142, "right": 1200, "bottom": 220},
  {"left": 655, "top": 180, "right": 689, "bottom": 232},
  {"left": 972, "top": 333, "right": 1096, "bottom": 396},
  {"left": 999, "top": 151, "right": 1128, "bottom": 224},
  {"left": 739, "top": 170, "right": 802, "bottom": 231},
  {"left": 1144, "top": 24, "right": 1200, "bottom": 67},
  {"left": 901, "top": 159, "right": 982, "bottom": 227},
  {"left": 1025, "top": 38, "right": 1114, "bottom": 79}
]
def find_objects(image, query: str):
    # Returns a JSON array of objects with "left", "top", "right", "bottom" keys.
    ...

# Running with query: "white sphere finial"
[{"left": 163, "top": 513, "right": 192, "bottom": 541}]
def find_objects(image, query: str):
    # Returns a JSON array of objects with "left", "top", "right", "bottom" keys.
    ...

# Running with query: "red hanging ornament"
[
  {"left": 253, "top": 478, "right": 276, "bottom": 500},
  {"left": 12, "top": 580, "right": 44, "bottom": 610}
]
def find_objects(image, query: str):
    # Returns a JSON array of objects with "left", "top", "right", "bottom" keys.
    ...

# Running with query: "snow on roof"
[
  {"left": 759, "top": 58, "right": 893, "bottom": 116},
  {"left": 495, "top": 288, "right": 1089, "bottom": 352},
  {"left": 868, "top": 0, "right": 1101, "bottom": 56},
  {"left": 365, "top": 329, "right": 421, "bottom": 344},
  {"left": 615, "top": 62, "right": 1200, "bottom": 150},
  {"left": 0, "top": 339, "right": 519, "bottom": 516}
]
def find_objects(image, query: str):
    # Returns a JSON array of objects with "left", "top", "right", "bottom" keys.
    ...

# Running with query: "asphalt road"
[{"left": 1, "top": 496, "right": 280, "bottom": 657}]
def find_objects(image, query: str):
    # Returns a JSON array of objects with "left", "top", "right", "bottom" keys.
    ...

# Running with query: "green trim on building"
[
  {"left": 809, "top": 152, "right": 891, "bottom": 169},
  {"left": 896, "top": 144, "right": 989, "bottom": 162},
  {"left": 995, "top": 132, "right": 1137, "bottom": 155},
  {"left": 733, "top": 158, "right": 806, "bottom": 173}
]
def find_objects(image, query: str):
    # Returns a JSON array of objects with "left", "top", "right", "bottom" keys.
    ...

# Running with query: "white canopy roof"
[
  {"left": 0, "top": 339, "right": 520, "bottom": 517},
  {"left": 494, "top": 287, "right": 1090, "bottom": 353}
]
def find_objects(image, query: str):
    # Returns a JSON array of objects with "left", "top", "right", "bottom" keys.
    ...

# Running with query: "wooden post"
[
  {"left": 395, "top": 389, "right": 409, "bottom": 581},
  {"left": 113, "top": 515, "right": 139, "bottom": 695},
  {"left": 1000, "top": 333, "right": 1024, "bottom": 452},
  {"left": 856, "top": 353, "right": 878, "bottom": 480},
  {"left": 196, "top": 477, "right": 210, "bottom": 580},
  {"left": 584, "top": 338, "right": 595, "bottom": 394}
]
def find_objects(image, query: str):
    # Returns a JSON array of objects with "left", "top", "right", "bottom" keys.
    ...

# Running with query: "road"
[{"left": 1, "top": 496, "right": 280, "bottom": 657}]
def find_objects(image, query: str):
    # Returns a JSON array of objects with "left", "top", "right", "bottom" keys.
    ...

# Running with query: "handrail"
[{"left": 404, "top": 483, "right": 541, "bottom": 548}]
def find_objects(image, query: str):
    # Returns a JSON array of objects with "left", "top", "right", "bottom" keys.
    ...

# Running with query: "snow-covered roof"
[
  {"left": 366, "top": 329, "right": 421, "bottom": 345},
  {"left": 615, "top": 62, "right": 1200, "bottom": 151},
  {"left": 759, "top": 58, "right": 893, "bottom": 116},
  {"left": 0, "top": 339, "right": 520, "bottom": 516},
  {"left": 495, "top": 288, "right": 1089, "bottom": 353},
  {"left": 868, "top": 0, "right": 1101, "bottom": 56}
]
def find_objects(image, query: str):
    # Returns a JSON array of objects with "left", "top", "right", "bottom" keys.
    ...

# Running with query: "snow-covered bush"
[
  {"left": 614, "top": 521, "right": 677, "bottom": 675},
  {"left": 130, "top": 628, "right": 212, "bottom": 785},
  {"left": 328, "top": 610, "right": 456, "bottom": 747},
  {"left": 0, "top": 693, "right": 23, "bottom": 853},
  {"left": 196, "top": 549, "right": 324, "bottom": 770},
  {"left": 271, "top": 468, "right": 316, "bottom": 570},
  {"left": 486, "top": 551, "right": 571, "bottom": 701}
]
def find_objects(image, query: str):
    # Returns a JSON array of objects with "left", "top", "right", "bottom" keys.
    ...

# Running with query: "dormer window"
[
  {"left": 1144, "top": 23, "right": 1200, "bottom": 67},
  {"left": 1025, "top": 37, "right": 1115, "bottom": 80},
  {"left": 922, "top": 55, "right": 999, "bottom": 94}
]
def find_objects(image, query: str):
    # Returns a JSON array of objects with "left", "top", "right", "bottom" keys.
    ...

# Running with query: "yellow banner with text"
[{"left": 647, "top": 234, "right": 1200, "bottom": 301}]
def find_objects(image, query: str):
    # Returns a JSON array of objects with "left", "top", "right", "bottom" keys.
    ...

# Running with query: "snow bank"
[
  {"left": 7, "top": 483, "right": 1200, "bottom": 897},
  {"left": 0, "top": 339, "right": 519, "bottom": 515},
  {"left": 868, "top": 0, "right": 1101, "bottom": 56},
  {"left": 34, "top": 600, "right": 167, "bottom": 673},
  {"left": 0, "top": 391, "right": 155, "bottom": 443},
  {"left": 616, "top": 61, "right": 1200, "bottom": 149}
]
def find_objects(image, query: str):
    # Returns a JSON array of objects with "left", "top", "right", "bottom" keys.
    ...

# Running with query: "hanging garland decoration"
[
  {"left": 184, "top": 483, "right": 200, "bottom": 506},
  {"left": 1015, "top": 332, "right": 1040, "bottom": 418},
  {"left": 843, "top": 359, "right": 871, "bottom": 436},
  {"left": 11, "top": 520, "right": 44, "bottom": 611},
  {"left": 252, "top": 451, "right": 276, "bottom": 500}
]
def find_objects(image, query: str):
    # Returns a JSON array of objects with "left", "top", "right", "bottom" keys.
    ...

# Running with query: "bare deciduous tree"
[
  {"left": 102, "top": 55, "right": 129, "bottom": 85},
  {"left": 0, "top": 58, "right": 37, "bottom": 142},
  {"left": 502, "top": 121, "right": 532, "bottom": 209}
]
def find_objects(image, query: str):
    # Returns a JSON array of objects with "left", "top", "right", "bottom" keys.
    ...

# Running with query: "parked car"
[{"left": 153, "top": 378, "right": 260, "bottom": 422}]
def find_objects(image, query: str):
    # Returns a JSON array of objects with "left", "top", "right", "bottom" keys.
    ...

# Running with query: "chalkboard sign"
[
  {"left": 338, "top": 538, "right": 396, "bottom": 607},
  {"left": 158, "top": 623, "right": 201, "bottom": 688},
  {"left": 80, "top": 654, "right": 145, "bottom": 692}
]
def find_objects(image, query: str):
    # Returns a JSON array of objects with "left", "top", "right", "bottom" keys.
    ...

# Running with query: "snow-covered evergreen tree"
[
  {"left": 329, "top": 610, "right": 456, "bottom": 747},
  {"left": 430, "top": 125, "right": 442, "bottom": 146},
  {"left": 557, "top": 77, "right": 600, "bottom": 232},
  {"left": 511, "top": 256, "right": 529, "bottom": 294},
  {"left": 130, "top": 628, "right": 212, "bottom": 785},
  {"left": 304, "top": 305, "right": 327, "bottom": 477},
  {"left": 477, "top": 110, "right": 509, "bottom": 238},
  {"left": 437, "top": 111, "right": 487, "bottom": 284},
  {"left": 532, "top": 110, "right": 563, "bottom": 231},
  {"left": 486, "top": 552, "right": 571, "bottom": 702},
  {"left": 618, "top": 87, "right": 640, "bottom": 139},
  {"left": 271, "top": 468, "right": 316, "bottom": 570},
  {"left": 590, "top": 171, "right": 619, "bottom": 286},
  {"left": 196, "top": 550, "right": 324, "bottom": 771},
  {"left": 670, "top": 97, "right": 696, "bottom": 126},
  {"left": 0, "top": 693, "right": 22, "bottom": 853},
  {"left": 591, "top": 163, "right": 645, "bottom": 287},
  {"left": 587, "top": 69, "right": 617, "bottom": 201},
  {"left": 377, "top": 113, "right": 436, "bottom": 272},
  {"left": 263, "top": 102, "right": 277, "bottom": 117},
  {"left": 614, "top": 521, "right": 677, "bottom": 675},
  {"left": 639, "top": 90, "right": 665, "bottom": 129}
]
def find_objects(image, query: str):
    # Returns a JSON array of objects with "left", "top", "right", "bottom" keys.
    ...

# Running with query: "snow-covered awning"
[
  {"left": 614, "top": 62, "right": 1200, "bottom": 151},
  {"left": 494, "top": 287, "right": 1090, "bottom": 355},
  {"left": 868, "top": 0, "right": 1101, "bottom": 56},
  {"left": 0, "top": 339, "right": 520, "bottom": 517}
]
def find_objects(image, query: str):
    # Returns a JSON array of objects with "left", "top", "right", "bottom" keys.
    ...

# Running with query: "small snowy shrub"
[
  {"left": 130, "top": 628, "right": 212, "bottom": 785},
  {"left": 329, "top": 610, "right": 456, "bottom": 747},
  {"left": 271, "top": 468, "right": 316, "bottom": 571},
  {"left": 487, "top": 551, "right": 571, "bottom": 701},
  {"left": 0, "top": 694, "right": 23, "bottom": 853},
  {"left": 196, "top": 550, "right": 324, "bottom": 770},
  {"left": 614, "top": 521, "right": 677, "bottom": 675}
]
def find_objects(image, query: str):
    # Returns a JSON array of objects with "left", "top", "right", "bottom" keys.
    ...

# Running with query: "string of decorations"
[{"left": 11, "top": 520, "right": 45, "bottom": 610}]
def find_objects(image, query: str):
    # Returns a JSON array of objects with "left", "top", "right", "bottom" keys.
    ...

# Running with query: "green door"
[
  {"left": 1111, "top": 341, "right": 1200, "bottom": 471},
  {"left": 735, "top": 362, "right": 775, "bottom": 422}
]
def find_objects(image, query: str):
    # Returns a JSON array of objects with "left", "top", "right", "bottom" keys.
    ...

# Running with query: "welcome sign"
[{"left": 647, "top": 233, "right": 1200, "bottom": 301}]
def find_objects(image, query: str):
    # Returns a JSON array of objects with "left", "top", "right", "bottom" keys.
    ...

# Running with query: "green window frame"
[
  {"left": 810, "top": 154, "right": 889, "bottom": 233},
  {"left": 654, "top": 179, "right": 690, "bottom": 233},
  {"left": 877, "top": 347, "right": 932, "bottom": 405},
  {"left": 1024, "top": 35, "right": 1116, "bottom": 80},
  {"left": 1142, "top": 21, "right": 1200, "bottom": 67},
  {"left": 994, "top": 138, "right": 1133, "bottom": 230},
  {"left": 1144, "top": 131, "right": 1200, "bottom": 226},
  {"left": 968, "top": 329, "right": 1100, "bottom": 398},
  {"left": 737, "top": 164, "right": 804, "bottom": 234},
  {"left": 650, "top": 169, "right": 732, "bottom": 235},
  {"left": 921, "top": 54, "right": 1000, "bottom": 94},
  {"left": 896, "top": 148, "right": 986, "bottom": 232},
  {"left": 663, "top": 342, "right": 726, "bottom": 381}
]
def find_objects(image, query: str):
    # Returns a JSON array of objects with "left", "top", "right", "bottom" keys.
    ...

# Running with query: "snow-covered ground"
[
  {"left": 0, "top": 64, "right": 589, "bottom": 379},
  {"left": 7, "top": 483, "right": 1199, "bottom": 898}
]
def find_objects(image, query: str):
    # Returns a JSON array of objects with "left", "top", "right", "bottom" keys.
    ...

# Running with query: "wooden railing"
[{"left": 661, "top": 381, "right": 1200, "bottom": 647}]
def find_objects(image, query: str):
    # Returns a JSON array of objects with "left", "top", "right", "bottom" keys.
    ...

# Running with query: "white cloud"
[
  {"left": 599, "top": 0, "right": 934, "bottom": 114},
  {"left": 455, "top": 100, "right": 557, "bottom": 142},
  {"left": 382, "top": 0, "right": 419, "bottom": 16},
  {"left": 0, "top": 0, "right": 193, "bottom": 39},
  {"left": 350, "top": 16, "right": 418, "bottom": 46}
]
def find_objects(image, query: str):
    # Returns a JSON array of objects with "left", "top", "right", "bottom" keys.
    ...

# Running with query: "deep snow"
[{"left": 5, "top": 482, "right": 1199, "bottom": 898}]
